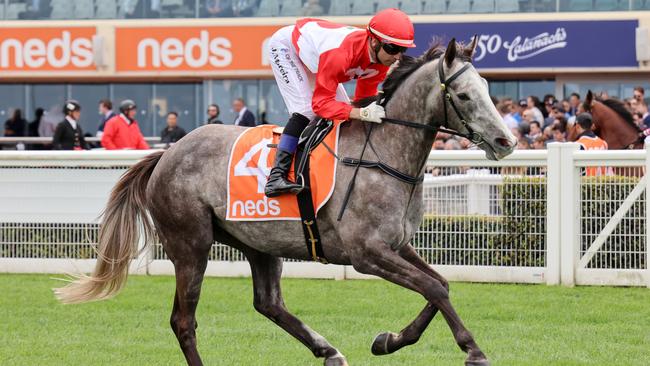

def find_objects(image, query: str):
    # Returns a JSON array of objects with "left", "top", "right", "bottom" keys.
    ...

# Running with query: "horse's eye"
[{"left": 457, "top": 93, "right": 470, "bottom": 101}]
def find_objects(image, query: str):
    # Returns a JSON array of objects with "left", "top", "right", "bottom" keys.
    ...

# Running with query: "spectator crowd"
[
  {"left": 2, "top": 96, "right": 258, "bottom": 150},
  {"left": 433, "top": 86, "right": 650, "bottom": 152},
  {"left": 3, "top": 87, "right": 650, "bottom": 152}
]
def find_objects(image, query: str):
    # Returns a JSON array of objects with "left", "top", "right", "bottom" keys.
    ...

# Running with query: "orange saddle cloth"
[{"left": 226, "top": 121, "right": 344, "bottom": 221}]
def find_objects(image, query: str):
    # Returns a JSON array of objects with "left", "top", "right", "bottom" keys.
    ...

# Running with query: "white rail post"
[
  {"left": 646, "top": 143, "right": 650, "bottom": 288},
  {"left": 546, "top": 143, "right": 561, "bottom": 285},
  {"left": 467, "top": 169, "right": 490, "bottom": 215},
  {"left": 559, "top": 143, "right": 580, "bottom": 287}
]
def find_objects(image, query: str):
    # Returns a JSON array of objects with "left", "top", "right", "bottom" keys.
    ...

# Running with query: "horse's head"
[
  {"left": 571, "top": 90, "right": 641, "bottom": 148},
  {"left": 431, "top": 38, "right": 516, "bottom": 160},
  {"left": 380, "top": 38, "right": 515, "bottom": 160}
]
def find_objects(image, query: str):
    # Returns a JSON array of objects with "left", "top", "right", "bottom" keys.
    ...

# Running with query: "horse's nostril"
[{"left": 496, "top": 138, "right": 512, "bottom": 148}]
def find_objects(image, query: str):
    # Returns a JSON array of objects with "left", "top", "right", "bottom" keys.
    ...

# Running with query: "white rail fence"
[{"left": 0, "top": 145, "right": 648, "bottom": 287}]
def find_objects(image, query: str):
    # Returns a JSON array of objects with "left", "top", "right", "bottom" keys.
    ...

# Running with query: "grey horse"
[{"left": 55, "top": 38, "right": 516, "bottom": 366}]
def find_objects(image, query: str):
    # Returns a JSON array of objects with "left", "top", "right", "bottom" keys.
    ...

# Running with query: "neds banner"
[
  {"left": 115, "top": 25, "right": 280, "bottom": 72},
  {"left": 0, "top": 27, "right": 96, "bottom": 71},
  {"left": 412, "top": 20, "right": 638, "bottom": 68}
]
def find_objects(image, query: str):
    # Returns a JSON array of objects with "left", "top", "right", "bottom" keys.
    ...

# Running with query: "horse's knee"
[
  {"left": 253, "top": 297, "right": 283, "bottom": 319},
  {"left": 441, "top": 279, "right": 450, "bottom": 292},
  {"left": 424, "top": 281, "right": 449, "bottom": 302}
]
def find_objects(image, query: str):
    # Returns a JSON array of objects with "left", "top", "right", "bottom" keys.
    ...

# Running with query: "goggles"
[{"left": 381, "top": 42, "right": 407, "bottom": 55}]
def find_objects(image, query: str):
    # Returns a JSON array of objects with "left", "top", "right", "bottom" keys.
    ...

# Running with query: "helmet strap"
[{"left": 370, "top": 37, "right": 381, "bottom": 63}]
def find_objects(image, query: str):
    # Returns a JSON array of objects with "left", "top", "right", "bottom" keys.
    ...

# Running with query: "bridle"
[
  {"left": 334, "top": 58, "right": 485, "bottom": 220},
  {"left": 380, "top": 59, "right": 483, "bottom": 146}
]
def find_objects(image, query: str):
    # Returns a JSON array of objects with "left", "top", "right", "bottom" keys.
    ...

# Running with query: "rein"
[
  {"left": 335, "top": 59, "right": 479, "bottom": 220},
  {"left": 381, "top": 61, "right": 482, "bottom": 145}
]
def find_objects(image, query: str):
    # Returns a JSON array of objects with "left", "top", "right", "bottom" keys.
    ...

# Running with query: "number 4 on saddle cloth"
[{"left": 226, "top": 119, "right": 343, "bottom": 262}]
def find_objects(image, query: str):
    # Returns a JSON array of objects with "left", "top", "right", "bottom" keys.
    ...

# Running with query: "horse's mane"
[
  {"left": 353, "top": 40, "right": 472, "bottom": 108},
  {"left": 597, "top": 97, "right": 640, "bottom": 132}
]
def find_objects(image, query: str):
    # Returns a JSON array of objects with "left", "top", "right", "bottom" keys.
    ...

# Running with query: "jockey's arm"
[
  {"left": 348, "top": 108, "right": 362, "bottom": 120},
  {"left": 349, "top": 68, "right": 387, "bottom": 121},
  {"left": 312, "top": 62, "right": 354, "bottom": 120},
  {"left": 313, "top": 54, "right": 386, "bottom": 122}
]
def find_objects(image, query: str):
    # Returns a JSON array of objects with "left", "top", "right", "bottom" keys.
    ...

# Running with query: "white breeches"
[{"left": 267, "top": 25, "right": 349, "bottom": 120}]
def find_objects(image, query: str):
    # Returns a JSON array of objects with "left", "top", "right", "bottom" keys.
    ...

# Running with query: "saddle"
[
  {"left": 298, "top": 118, "right": 334, "bottom": 152},
  {"left": 234, "top": 119, "right": 336, "bottom": 263},
  {"left": 270, "top": 118, "right": 334, "bottom": 157},
  {"left": 295, "top": 118, "right": 334, "bottom": 178}
]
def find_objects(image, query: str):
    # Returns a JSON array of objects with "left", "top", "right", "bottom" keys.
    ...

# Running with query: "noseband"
[{"left": 381, "top": 59, "right": 483, "bottom": 145}]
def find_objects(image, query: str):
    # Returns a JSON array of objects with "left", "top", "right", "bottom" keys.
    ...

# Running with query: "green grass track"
[{"left": 1, "top": 274, "right": 649, "bottom": 365}]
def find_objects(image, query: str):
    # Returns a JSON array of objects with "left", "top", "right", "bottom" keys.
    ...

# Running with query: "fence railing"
[
  {"left": 0, "top": 144, "right": 648, "bottom": 287},
  {"left": 0, "top": 136, "right": 161, "bottom": 148}
]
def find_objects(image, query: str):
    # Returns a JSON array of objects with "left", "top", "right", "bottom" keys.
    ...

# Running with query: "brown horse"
[{"left": 567, "top": 90, "right": 643, "bottom": 149}]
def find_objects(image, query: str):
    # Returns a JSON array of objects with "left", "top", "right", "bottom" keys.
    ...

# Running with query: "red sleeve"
[
  {"left": 101, "top": 119, "right": 118, "bottom": 150},
  {"left": 311, "top": 50, "right": 353, "bottom": 120},
  {"left": 135, "top": 124, "right": 150, "bottom": 150},
  {"left": 354, "top": 66, "right": 388, "bottom": 102}
]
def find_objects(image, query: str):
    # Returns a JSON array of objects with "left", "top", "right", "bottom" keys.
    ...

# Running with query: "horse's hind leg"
[
  {"left": 372, "top": 244, "right": 447, "bottom": 355},
  {"left": 351, "top": 245, "right": 488, "bottom": 366},
  {"left": 246, "top": 249, "right": 348, "bottom": 366},
  {"left": 156, "top": 209, "right": 213, "bottom": 366},
  {"left": 170, "top": 255, "right": 209, "bottom": 366}
]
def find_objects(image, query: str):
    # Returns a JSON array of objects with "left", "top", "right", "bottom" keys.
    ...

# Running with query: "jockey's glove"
[{"left": 359, "top": 101, "right": 385, "bottom": 123}]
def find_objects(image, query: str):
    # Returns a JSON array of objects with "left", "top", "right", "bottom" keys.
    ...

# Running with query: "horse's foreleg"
[
  {"left": 371, "top": 244, "right": 447, "bottom": 355},
  {"left": 247, "top": 250, "right": 348, "bottom": 366},
  {"left": 352, "top": 245, "right": 488, "bottom": 366}
]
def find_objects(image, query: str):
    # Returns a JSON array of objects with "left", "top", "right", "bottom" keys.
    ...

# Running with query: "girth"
[{"left": 294, "top": 119, "right": 332, "bottom": 263}]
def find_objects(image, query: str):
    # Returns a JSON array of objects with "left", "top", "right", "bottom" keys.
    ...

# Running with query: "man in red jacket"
[
  {"left": 263, "top": 8, "right": 415, "bottom": 197},
  {"left": 101, "top": 99, "right": 150, "bottom": 150}
]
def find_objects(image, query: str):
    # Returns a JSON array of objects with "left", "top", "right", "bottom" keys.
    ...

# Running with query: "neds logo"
[
  {"left": 0, "top": 30, "right": 93, "bottom": 69},
  {"left": 137, "top": 30, "right": 232, "bottom": 69}
]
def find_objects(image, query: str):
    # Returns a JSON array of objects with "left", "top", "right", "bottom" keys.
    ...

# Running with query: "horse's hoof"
[
  {"left": 324, "top": 355, "right": 348, "bottom": 366},
  {"left": 371, "top": 332, "right": 397, "bottom": 355},
  {"left": 465, "top": 358, "right": 490, "bottom": 366}
]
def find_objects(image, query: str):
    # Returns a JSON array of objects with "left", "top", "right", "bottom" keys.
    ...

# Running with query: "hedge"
[{"left": 413, "top": 176, "right": 645, "bottom": 269}]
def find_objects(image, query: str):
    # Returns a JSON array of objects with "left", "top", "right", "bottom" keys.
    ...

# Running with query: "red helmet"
[{"left": 367, "top": 8, "right": 416, "bottom": 48}]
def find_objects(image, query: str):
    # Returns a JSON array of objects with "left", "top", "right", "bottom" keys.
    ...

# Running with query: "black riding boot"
[{"left": 265, "top": 149, "right": 304, "bottom": 197}]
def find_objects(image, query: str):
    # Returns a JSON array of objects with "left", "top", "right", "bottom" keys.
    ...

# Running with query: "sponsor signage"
[
  {"left": 115, "top": 25, "right": 281, "bottom": 72},
  {"left": 412, "top": 20, "right": 638, "bottom": 68},
  {"left": 0, "top": 27, "right": 96, "bottom": 71},
  {"left": 0, "top": 20, "right": 638, "bottom": 76}
]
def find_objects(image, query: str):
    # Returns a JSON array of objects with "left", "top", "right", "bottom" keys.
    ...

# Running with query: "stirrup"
[{"left": 265, "top": 179, "right": 303, "bottom": 197}]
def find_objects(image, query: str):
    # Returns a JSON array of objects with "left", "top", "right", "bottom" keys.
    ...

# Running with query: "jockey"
[{"left": 264, "top": 8, "right": 416, "bottom": 197}]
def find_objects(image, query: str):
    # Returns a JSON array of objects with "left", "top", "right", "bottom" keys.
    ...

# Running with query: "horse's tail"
[{"left": 54, "top": 151, "right": 164, "bottom": 304}]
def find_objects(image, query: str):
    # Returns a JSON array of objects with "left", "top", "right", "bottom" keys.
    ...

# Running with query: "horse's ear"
[
  {"left": 583, "top": 90, "right": 594, "bottom": 112},
  {"left": 444, "top": 38, "right": 456, "bottom": 67},
  {"left": 463, "top": 35, "right": 478, "bottom": 61}
]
